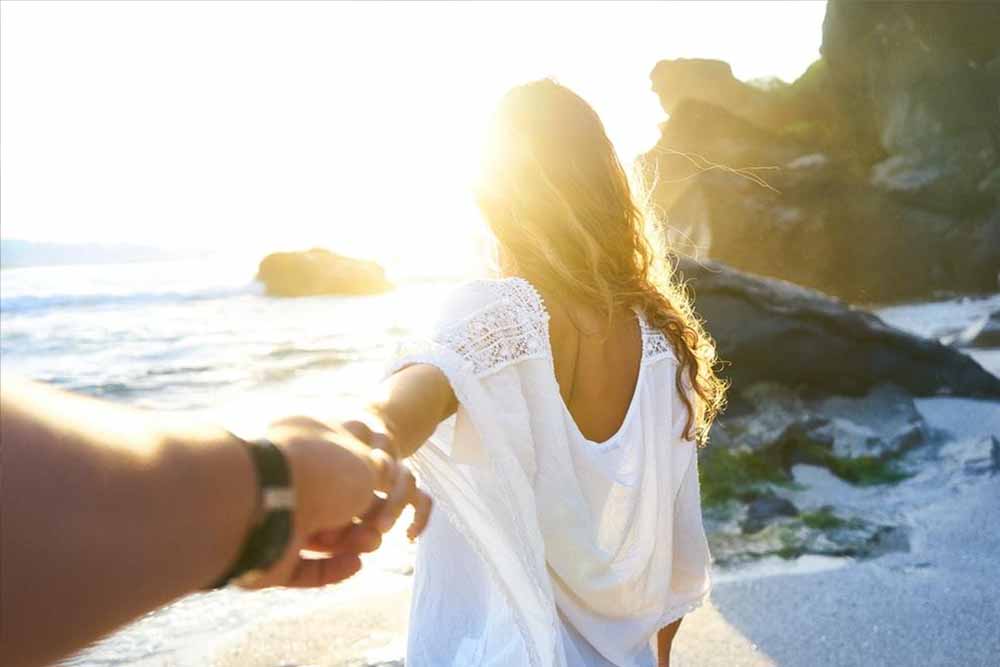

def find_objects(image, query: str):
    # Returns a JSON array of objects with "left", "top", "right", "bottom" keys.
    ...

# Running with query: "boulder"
[
  {"left": 743, "top": 494, "right": 799, "bottom": 534},
  {"left": 256, "top": 248, "right": 391, "bottom": 297},
  {"left": 677, "top": 257, "right": 1000, "bottom": 400},
  {"left": 715, "top": 383, "right": 930, "bottom": 463},
  {"left": 708, "top": 507, "right": 907, "bottom": 566}
]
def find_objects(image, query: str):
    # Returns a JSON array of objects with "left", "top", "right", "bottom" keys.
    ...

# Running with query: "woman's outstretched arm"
[
  {"left": 342, "top": 364, "right": 456, "bottom": 533},
  {"left": 352, "top": 364, "right": 457, "bottom": 459}
]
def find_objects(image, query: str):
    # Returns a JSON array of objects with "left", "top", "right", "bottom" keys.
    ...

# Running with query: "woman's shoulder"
[
  {"left": 636, "top": 310, "right": 680, "bottom": 365},
  {"left": 431, "top": 277, "right": 550, "bottom": 376},
  {"left": 435, "top": 277, "right": 548, "bottom": 330}
]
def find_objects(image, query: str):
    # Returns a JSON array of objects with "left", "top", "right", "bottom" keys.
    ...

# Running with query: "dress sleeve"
[
  {"left": 384, "top": 278, "right": 549, "bottom": 463},
  {"left": 665, "top": 452, "right": 713, "bottom": 620},
  {"left": 384, "top": 280, "right": 565, "bottom": 666}
]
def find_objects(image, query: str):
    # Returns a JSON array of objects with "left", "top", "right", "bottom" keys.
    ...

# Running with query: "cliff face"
[
  {"left": 821, "top": 0, "right": 1000, "bottom": 213},
  {"left": 641, "top": 0, "right": 1000, "bottom": 303}
]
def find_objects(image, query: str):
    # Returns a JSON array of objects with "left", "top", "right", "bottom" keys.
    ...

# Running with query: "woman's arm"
[
  {"left": 342, "top": 363, "right": 456, "bottom": 533},
  {"left": 353, "top": 364, "right": 457, "bottom": 459},
  {"left": 656, "top": 619, "right": 683, "bottom": 667}
]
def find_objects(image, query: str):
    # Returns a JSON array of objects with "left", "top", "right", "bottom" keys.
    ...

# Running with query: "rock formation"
[
  {"left": 677, "top": 257, "right": 1000, "bottom": 563},
  {"left": 677, "top": 257, "right": 1000, "bottom": 401},
  {"left": 641, "top": 0, "right": 1000, "bottom": 303},
  {"left": 256, "top": 248, "right": 392, "bottom": 297}
]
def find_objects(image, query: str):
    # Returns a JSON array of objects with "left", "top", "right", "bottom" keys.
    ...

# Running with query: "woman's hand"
[
  {"left": 340, "top": 418, "right": 432, "bottom": 539},
  {"left": 240, "top": 416, "right": 431, "bottom": 589}
]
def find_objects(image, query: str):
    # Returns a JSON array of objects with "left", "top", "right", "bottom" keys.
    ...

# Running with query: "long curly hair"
[{"left": 475, "top": 79, "right": 726, "bottom": 444}]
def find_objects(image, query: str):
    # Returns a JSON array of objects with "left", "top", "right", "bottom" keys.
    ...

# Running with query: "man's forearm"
[{"left": 1, "top": 377, "right": 256, "bottom": 667}]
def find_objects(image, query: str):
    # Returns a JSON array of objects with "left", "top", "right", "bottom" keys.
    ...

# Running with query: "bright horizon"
[{"left": 1, "top": 0, "right": 826, "bottom": 277}]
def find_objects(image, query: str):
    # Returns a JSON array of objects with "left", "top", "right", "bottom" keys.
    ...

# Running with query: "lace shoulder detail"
[
  {"left": 638, "top": 311, "right": 679, "bottom": 364},
  {"left": 434, "top": 277, "right": 551, "bottom": 377}
]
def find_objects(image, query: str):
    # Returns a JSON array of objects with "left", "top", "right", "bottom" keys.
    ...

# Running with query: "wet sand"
[{"left": 211, "top": 574, "right": 410, "bottom": 667}]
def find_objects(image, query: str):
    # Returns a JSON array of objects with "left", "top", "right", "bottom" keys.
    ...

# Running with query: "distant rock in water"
[
  {"left": 640, "top": 0, "right": 1000, "bottom": 302},
  {"left": 256, "top": 249, "right": 391, "bottom": 297}
]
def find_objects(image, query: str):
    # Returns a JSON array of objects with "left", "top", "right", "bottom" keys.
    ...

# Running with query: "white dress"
[{"left": 388, "top": 277, "right": 712, "bottom": 667}]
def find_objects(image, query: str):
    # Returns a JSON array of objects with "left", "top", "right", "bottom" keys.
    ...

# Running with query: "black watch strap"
[{"left": 210, "top": 437, "right": 294, "bottom": 589}]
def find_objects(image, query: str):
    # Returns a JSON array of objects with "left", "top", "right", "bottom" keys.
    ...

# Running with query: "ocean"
[
  {"left": 2, "top": 257, "right": 998, "bottom": 666},
  {"left": 1, "top": 256, "right": 455, "bottom": 666},
  {"left": 1, "top": 256, "right": 461, "bottom": 433}
]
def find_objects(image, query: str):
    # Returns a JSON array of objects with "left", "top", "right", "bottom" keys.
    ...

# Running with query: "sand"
[{"left": 205, "top": 392, "right": 998, "bottom": 667}]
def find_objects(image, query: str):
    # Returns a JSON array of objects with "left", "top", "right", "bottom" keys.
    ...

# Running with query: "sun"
[{"left": 1, "top": 1, "right": 825, "bottom": 279}]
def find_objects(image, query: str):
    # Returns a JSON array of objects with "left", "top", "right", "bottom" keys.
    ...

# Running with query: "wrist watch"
[{"left": 210, "top": 437, "right": 295, "bottom": 589}]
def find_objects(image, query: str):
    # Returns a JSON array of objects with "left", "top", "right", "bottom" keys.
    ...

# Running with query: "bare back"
[{"left": 545, "top": 297, "right": 643, "bottom": 444}]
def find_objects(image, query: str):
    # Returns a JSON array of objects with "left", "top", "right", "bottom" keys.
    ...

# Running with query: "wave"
[{"left": 0, "top": 283, "right": 261, "bottom": 315}]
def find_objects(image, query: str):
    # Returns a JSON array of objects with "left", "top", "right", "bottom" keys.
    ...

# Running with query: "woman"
[{"left": 349, "top": 80, "right": 726, "bottom": 667}]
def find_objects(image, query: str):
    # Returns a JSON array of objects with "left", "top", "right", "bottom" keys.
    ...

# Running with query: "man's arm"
[{"left": 0, "top": 377, "right": 426, "bottom": 667}]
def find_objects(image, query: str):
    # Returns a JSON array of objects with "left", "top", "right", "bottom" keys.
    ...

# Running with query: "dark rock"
[
  {"left": 708, "top": 511, "right": 907, "bottom": 566},
  {"left": 861, "top": 525, "right": 911, "bottom": 560},
  {"left": 639, "top": 1, "right": 1000, "bottom": 302},
  {"left": 688, "top": 259, "right": 995, "bottom": 510},
  {"left": 677, "top": 257, "right": 1000, "bottom": 399},
  {"left": 654, "top": 154, "right": 996, "bottom": 303},
  {"left": 822, "top": 0, "right": 1000, "bottom": 214},
  {"left": 256, "top": 248, "right": 391, "bottom": 297},
  {"left": 743, "top": 495, "right": 799, "bottom": 534}
]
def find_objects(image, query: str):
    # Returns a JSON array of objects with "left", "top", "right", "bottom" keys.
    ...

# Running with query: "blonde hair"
[{"left": 475, "top": 79, "right": 726, "bottom": 444}]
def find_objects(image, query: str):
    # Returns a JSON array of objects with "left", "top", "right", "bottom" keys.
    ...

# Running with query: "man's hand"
[{"left": 242, "top": 416, "right": 432, "bottom": 589}]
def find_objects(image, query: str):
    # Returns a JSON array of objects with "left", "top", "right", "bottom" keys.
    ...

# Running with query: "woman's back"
[{"left": 545, "top": 296, "right": 643, "bottom": 445}]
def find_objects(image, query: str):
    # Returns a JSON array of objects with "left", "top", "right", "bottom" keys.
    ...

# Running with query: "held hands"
[{"left": 240, "top": 416, "right": 431, "bottom": 590}]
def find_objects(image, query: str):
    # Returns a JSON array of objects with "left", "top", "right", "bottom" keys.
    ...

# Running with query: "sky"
[{"left": 1, "top": 1, "right": 826, "bottom": 276}]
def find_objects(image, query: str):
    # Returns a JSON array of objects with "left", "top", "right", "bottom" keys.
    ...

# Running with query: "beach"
[
  {"left": 201, "top": 397, "right": 1000, "bottom": 667},
  {"left": 2, "top": 259, "right": 996, "bottom": 667}
]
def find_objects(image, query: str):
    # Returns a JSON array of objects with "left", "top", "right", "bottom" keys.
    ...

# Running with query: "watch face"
[{"left": 262, "top": 487, "right": 295, "bottom": 511}]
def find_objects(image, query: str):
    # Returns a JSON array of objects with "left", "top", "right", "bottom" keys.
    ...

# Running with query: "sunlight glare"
[{"left": 1, "top": 1, "right": 826, "bottom": 278}]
